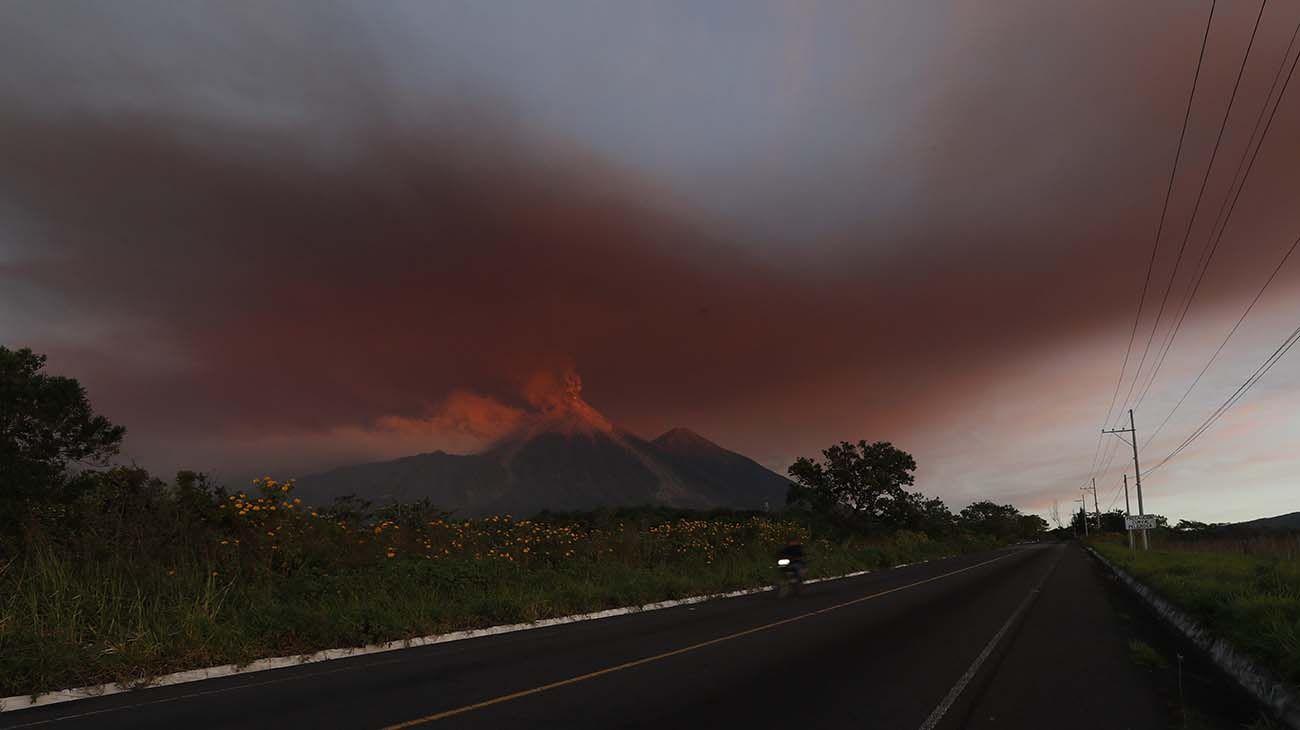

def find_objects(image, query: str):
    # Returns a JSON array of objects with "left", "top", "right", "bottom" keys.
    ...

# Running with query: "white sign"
[{"left": 1125, "top": 515, "right": 1160, "bottom": 531}]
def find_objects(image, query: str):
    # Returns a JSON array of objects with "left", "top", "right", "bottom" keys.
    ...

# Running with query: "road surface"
[{"left": 2, "top": 543, "right": 1192, "bottom": 729}]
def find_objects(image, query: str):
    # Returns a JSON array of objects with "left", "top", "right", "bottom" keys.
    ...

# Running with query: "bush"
[{"left": 0, "top": 473, "right": 1005, "bottom": 696}]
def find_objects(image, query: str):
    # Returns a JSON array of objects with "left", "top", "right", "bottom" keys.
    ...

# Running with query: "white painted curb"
[
  {"left": 0, "top": 557, "right": 952, "bottom": 714},
  {"left": 1087, "top": 546, "right": 1300, "bottom": 729}
]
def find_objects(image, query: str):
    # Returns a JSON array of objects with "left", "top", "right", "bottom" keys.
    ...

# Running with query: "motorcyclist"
[{"left": 778, "top": 537, "right": 807, "bottom": 582}]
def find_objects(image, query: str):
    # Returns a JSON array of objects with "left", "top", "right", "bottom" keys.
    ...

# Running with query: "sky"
[{"left": 2, "top": 0, "right": 1298, "bottom": 524}]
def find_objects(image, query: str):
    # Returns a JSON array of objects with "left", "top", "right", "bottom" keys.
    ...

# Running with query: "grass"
[
  {"left": 1128, "top": 639, "right": 1168, "bottom": 670},
  {"left": 1094, "top": 540, "right": 1300, "bottom": 689},
  {"left": 0, "top": 477, "right": 992, "bottom": 697}
]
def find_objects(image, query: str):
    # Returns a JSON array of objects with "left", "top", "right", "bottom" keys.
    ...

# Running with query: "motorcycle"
[{"left": 775, "top": 557, "right": 804, "bottom": 598}]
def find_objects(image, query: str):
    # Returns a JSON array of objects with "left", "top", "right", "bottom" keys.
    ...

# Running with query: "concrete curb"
[
  {"left": 0, "top": 555, "right": 952, "bottom": 713},
  {"left": 1086, "top": 546, "right": 1300, "bottom": 729}
]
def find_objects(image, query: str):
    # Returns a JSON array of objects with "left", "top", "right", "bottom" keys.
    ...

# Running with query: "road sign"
[{"left": 1125, "top": 515, "right": 1160, "bottom": 531}]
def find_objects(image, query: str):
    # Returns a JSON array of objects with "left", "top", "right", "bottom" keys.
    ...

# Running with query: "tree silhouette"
[
  {"left": 1, "top": 346, "right": 125, "bottom": 501},
  {"left": 787, "top": 440, "right": 917, "bottom": 530}
]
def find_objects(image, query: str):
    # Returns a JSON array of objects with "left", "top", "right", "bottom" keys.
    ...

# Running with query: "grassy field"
[
  {"left": 1093, "top": 540, "right": 1300, "bottom": 689},
  {"left": 1, "top": 477, "right": 990, "bottom": 697}
]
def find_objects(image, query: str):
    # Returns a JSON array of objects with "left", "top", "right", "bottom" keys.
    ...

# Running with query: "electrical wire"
[
  {"left": 1093, "top": 0, "right": 1219, "bottom": 460},
  {"left": 1140, "top": 22, "right": 1300, "bottom": 452},
  {"left": 1145, "top": 320, "right": 1300, "bottom": 475},
  {"left": 1130, "top": 0, "right": 1270, "bottom": 415},
  {"left": 1142, "top": 232, "right": 1300, "bottom": 451}
]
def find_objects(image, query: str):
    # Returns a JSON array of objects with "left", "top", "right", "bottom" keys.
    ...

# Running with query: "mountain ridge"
[
  {"left": 296, "top": 394, "right": 790, "bottom": 515},
  {"left": 1232, "top": 511, "right": 1300, "bottom": 530}
]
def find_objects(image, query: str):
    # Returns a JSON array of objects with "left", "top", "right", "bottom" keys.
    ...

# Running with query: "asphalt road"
[{"left": 2, "top": 543, "right": 1181, "bottom": 730}]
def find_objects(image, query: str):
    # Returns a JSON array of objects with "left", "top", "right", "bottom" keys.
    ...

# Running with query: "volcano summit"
[{"left": 296, "top": 383, "right": 790, "bottom": 516}]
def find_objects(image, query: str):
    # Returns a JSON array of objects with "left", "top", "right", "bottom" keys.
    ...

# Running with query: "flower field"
[
  {"left": 211, "top": 479, "right": 811, "bottom": 570},
  {"left": 2, "top": 474, "right": 980, "bottom": 697}
]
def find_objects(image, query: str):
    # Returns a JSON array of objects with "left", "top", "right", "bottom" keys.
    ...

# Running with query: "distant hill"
[
  {"left": 651, "top": 427, "right": 792, "bottom": 510},
  {"left": 1232, "top": 512, "right": 1300, "bottom": 531},
  {"left": 296, "top": 394, "right": 790, "bottom": 516}
]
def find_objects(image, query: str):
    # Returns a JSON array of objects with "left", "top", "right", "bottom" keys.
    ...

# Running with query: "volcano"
[{"left": 296, "top": 385, "right": 790, "bottom": 516}]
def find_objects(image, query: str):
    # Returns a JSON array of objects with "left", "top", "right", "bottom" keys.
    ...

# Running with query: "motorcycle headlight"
[{"left": 777, "top": 558, "right": 791, "bottom": 566}]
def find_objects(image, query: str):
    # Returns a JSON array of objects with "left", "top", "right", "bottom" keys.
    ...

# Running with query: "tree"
[
  {"left": 1070, "top": 507, "right": 1088, "bottom": 534},
  {"left": 913, "top": 494, "right": 956, "bottom": 535},
  {"left": 1015, "top": 513, "right": 1050, "bottom": 539},
  {"left": 958, "top": 501, "right": 1045, "bottom": 541},
  {"left": 1098, "top": 509, "right": 1128, "bottom": 533},
  {"left": 787, "top": 440, "right": 918, "bottom": 530},
  {"left": 1, "top": 346, "right": 125, "bottom": 500},
  {"left": 959, "top": 501, "right": 1017, "bottom": 538},
  {"left": 1174, "top": 519, "right": 1213, "bottom": 533}
]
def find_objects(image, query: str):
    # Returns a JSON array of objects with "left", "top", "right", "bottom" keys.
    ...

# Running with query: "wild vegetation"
[
  {"left": 0, "top": 346, "right": 1047, "bottom": 696},
  {"left": 1092, "top": 538, "right": 1300, "bottom": 689}
]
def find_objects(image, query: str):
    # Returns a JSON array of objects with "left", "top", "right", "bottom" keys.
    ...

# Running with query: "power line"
[
  {"left": 1087, "top": 383, "right": 1136, "bottom": 500},
  {"left": 1097, "top": 427, "right": 1123, "bottom": 476},
  {"left": 1142, "top": 232, "right": 1300, "bottom": 450},
  {"left": 1145, "top": 319, "right": 1300, "bottom": 475},
  {"left": 1134, "top": 5, "right": 1297, "bottom": 418},
  {"left": 1130, "top": 0, "right": 1270, "bottom": 415},
  {"left": 1199, "top": 19, "right": 1300, "bottom": 256},
  {"left": 1102, "top": 410, "right": 1150, "bottom": 549},
  {"left": 1083, "top": 433, "right": 1105, "bottom": 488},
  {"left": 1094, "top": 0, "right": 1219, "bottom": 455},
  {"left": 1105, "top": 479, "right": 1124, "bottom": 512},
  {"left": 1097, "top": 405, "right": 1138, "bottom": 486},
  {"left": 1087, "top": 431, "right": 1130, "bottom": 520},
  {"left": 1086, "top": 0, "right": 1218, "bottom": 498},
  {"left": 1141, "top": 22, "right": 1300, "bottom": 451},
  {"left": 1088, "top": 429, "right": 1119, "bottom": 492}
]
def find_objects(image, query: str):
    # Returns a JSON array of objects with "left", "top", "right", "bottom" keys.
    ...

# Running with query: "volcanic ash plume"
[
  {"left": 562, "top": 372, "right": 583, "bottom": 402},
  {"left": 518, "top": 368, "right": 612, "bottom": 435},
  {"left": 523, "top": 369, "right": 584, "bottom": 410}
]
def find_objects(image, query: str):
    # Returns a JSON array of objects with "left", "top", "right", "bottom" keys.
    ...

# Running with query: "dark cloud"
[
  {"left": 3, "top": 1, "right": 1299, "bottom": 515},
  {"left": 1, "top": 104, "right": 1110, "bottom": 417}
]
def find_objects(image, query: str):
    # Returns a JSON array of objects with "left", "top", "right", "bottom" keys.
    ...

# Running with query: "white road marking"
[
  {"left": 0, "top": 555, "right": 960, "bottom": 716},
  {"left": 917, "top": 546, "right": 1062, "bottom": 730},
  {"left": 378, "top": 553, "right": 1015, "bottom": 729}
]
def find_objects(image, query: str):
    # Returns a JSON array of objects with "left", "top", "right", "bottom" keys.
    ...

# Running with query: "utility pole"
[
  {"left": 1080, "top": 486, "right": 1094, "bottom": 532},
  {"left": 1091, "top": 478, "right": 1101, "bottom": 525},
  {"left": 1123, "top": 473, "right": 1134, "bottom": 553},
  {"left": 1080, "top": 479, "right": 1100, "bottom": 534},
  {"left": 1075, "top": 497, "right": 1088, "bottom": 537},
  {"left": 1103, "top": 409, "right": 1149, "bottom": 550}
]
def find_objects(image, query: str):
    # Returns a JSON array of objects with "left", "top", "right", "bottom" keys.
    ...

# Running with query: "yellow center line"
[{"left": 378, "top": 552, "right": 1014, "bottom": 729}]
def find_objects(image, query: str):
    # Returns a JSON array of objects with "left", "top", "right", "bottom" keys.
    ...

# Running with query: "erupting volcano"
[{"left": 296, "top": 376, "right": 790, "bottom": 515}]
